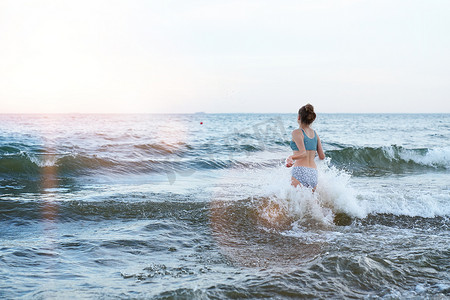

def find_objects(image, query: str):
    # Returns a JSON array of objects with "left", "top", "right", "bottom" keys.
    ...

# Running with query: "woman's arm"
[
  {"left": 289, "top": 130, "right": 307, "bottom": 160},
  {"left": 290, "top": 152, "right": 307, "bottom": 160},
  {"left": 317, "top": 135, "right": 325, "bottom": 160}
]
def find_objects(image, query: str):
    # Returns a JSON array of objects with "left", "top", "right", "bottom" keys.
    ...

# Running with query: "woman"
[{"left": 286, "top": 104, "right": 325, "bottom": 190}]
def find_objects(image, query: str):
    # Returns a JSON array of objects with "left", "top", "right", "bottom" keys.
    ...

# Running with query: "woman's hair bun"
[
  {"left": 305, "top": 104, "right": 314, "bottom": 113},
  {"left": 298, "top": 103, "right": 316, "bottom": 125}
]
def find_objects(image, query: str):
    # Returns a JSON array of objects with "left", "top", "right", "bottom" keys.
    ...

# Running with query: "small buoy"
[{"left": 200, "top": 122, "right": 203, "bottom": 125}]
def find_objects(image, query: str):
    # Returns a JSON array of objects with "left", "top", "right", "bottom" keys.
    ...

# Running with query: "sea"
[{"left": 0, "top": 113, "right": 449, "bottom": 299}]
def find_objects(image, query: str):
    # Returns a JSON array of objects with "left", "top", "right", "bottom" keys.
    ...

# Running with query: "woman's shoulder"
[{"left": 291, "top": 129, "right": 303, "bottom": 138}]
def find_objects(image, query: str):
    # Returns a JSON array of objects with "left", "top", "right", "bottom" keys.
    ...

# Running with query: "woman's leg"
[{"left": 291, "top": 176, "right": 302, "bottom": 187}]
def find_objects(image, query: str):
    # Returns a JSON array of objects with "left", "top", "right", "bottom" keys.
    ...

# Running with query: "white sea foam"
[
  {"left": 27, "top": 152, "right": 58, "bottom": 167},
  {"left": 387, "top": 146, "right": 450, "bottom": 169},
  {"left": 315, "top": 159, "right": 367, "bottom": 218},
  {"left": 254, "top": 158, "right": 367, "bottom": 226},
  {"left": 357, "top": 183, "right": 450, "bottom": 218},
  {"left": 255, "top": 157, "right": 449, "bottom": 224}
]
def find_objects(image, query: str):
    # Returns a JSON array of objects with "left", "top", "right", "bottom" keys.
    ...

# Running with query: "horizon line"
[{"left": 1, "top": 112, "right": 449, "bottom": 115}]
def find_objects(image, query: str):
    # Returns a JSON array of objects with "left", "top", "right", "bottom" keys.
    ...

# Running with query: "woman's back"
[{"left": 291, "top": 127, "right": 319, "bottom": 168}]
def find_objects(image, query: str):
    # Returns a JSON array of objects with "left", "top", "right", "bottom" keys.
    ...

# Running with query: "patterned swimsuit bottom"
[{"left": 292, "top": 166, "right": 318, "bottom": 188}]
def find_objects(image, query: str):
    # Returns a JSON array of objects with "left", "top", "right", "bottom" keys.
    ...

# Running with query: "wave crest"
[{"left": 327, "top": 145, "right": 450, "bottom": 175}]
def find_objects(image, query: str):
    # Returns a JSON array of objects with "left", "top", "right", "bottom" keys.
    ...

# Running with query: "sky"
[{"left": 0, "top": 0, "right": 449, "bottom": 114}]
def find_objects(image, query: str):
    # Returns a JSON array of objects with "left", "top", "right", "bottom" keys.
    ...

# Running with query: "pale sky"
[{"left": 1, "top": 0, "right": 449, "bottom": 113}]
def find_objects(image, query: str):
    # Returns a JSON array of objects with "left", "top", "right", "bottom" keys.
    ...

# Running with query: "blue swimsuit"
[
  {"left": 290, "top": 129, "right": 317, "bottom": 151},
  {"left": 290, "top": 129, "right": 318, "bottom": 188}
]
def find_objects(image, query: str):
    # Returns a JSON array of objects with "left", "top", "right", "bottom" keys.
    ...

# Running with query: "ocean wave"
[
  {"left": 0, "top": 150, "right": 278, "bottom": 178},
  {"left": 2, "top": 142, "right": 449, "bottom": 181},
  {"left": 327, "top": 145, "right": 450, "bottom": 175},
  {"left": 0, "top": 152, "right": 121, "bottom": 176}
]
